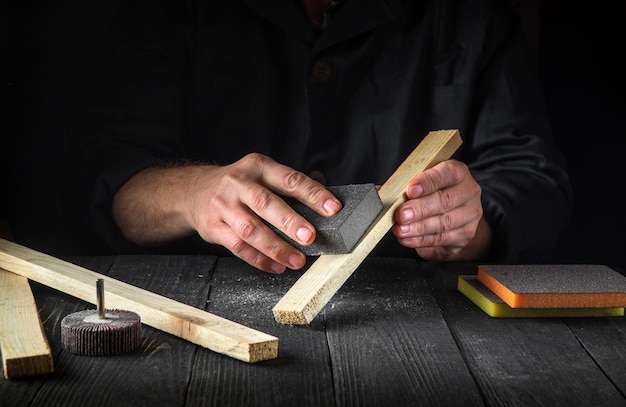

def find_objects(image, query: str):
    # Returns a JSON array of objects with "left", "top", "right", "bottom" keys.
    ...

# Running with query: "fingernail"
[
  {"left": 400, "top": 224, "right": 410, "bottom": 233},
  {"left": 296, "top": 227, "right": 313, "bottom": 244},
  {"left": 407, "top": 184, "right": 423, "bottom": 198},
  {"left": 323, "top": 199, "right": 342, "bottom": 215},
  {"left": 401, "top": 207, "right": 415, "bottom": 222},
  {"left": 289, "top": 253, "right": 305, "bottom": 269}
]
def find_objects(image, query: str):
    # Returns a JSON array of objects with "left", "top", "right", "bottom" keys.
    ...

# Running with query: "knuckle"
[
  {"left": 440, "top": 213, "right": 454, "bottom": 232},
  {"left": 250, "top": 252, "right": 269, "bottom": 269},
  {"left": 251, "top": 187, "right": 273, "bottom": 211},
  {"left": 265, "top": 242, "right": 284, "bottom": 259},
  {"left": 229, "top": 237, "right": 247, "bottom": 256},
  {"left": 415, "top": 201, "right": 431, "bottom": 218},
  {"left": 242, "top": 152, "right": 268, "bottom": 167},
  {"left": 413, "top": 220, "right": 427, "bottom": 235},
  {"left": 434, "top": 232, "right": 446, "bottom": 245},
  {"left": 277, "top": 213, "right": 297, "bottom": 231},
  {"left": 282, "top": 170, "right": 308, "bottom": 191},
  {"left": 236, "top": 219, "right": 259, "bottom": 240},
  {"left": 438, "top": 189, "right": 454, "bottom": 211}
]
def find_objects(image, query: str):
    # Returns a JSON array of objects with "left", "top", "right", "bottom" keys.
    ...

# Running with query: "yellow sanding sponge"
[
  {"left": 458, "top": 275, "right": 624, "bottom": 318},
  {"left": 478, "top": 264, "right": 626, "bottom": 308}
]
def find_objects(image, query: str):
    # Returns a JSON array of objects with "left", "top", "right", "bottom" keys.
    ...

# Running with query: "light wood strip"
[
  {"left": 273, "top": 129, "right": 462, "bottom": 324},
  {"left": 0, "top": 239, "right": 278, "bottom": 363},
  {"left": 0, "top": 268, "right": 54, "bottom": 378}
]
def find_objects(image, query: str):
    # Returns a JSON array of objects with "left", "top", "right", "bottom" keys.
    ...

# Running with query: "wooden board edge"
[{"left": 0, "top": 268, "right": 54, "bottom": 378}]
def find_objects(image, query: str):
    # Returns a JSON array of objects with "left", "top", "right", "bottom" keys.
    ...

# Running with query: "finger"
[
  {"left": 220, "top": 203, "right": 307, "bottom": 270},
  {"left": 253, "top": 155, "right": 342, "bottom": 217},
  {"left": 238, "top": 182, "right": 317, "bottom": 247},
  {"left": 396, "top": 224, "right": 468, "bottom": 249},
  {"left": 395, "top": 187, "right": 460, "bottom": 226},
  {"left": 197, "top": 222, "right": 286, "bottom": 273},
  {"left": 393, "top": 211, "right": 456, "bottom": 239},
  {"left": 406, "top": 160, "right": 465, "bottom": 199},
  {"left": 393, "top": 210, "right": 479, "bottom": 249},
  {"left": 208, "top": 220, "right": 306, "bottom": 273},
  {"left": 416, "top": 245, "right": 462, "bottom": 261}
]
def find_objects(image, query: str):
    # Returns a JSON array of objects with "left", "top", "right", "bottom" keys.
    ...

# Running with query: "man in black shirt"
[{"left": 67, "top": 0, "right": 572, "bottom": 273}]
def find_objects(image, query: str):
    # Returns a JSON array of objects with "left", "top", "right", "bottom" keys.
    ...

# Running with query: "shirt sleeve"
[
  {"left": 431, "top": 0, "right": 573, "bottom": 262},
  {"left": 64, "top": 0, "right": 192, "bottom": 253}
]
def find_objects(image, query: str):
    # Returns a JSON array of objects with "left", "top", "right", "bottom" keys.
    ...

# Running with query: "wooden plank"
[
  {"left": 0, "top": 268, "right": 53, "bottom": 379},
  {"left": 422, "top": 262, "right": 626, "bottom": 406},
  {"left": 0, "top": 238, "right": 278, "bottom": 363},
  {"left": 325, "top": 258, "right": 483, "bottom": 406},
  {"left": 273, "top": 129, "right": 462, "bottom": 324}
]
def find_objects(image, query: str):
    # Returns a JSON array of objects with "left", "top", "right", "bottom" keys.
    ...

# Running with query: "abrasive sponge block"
[
  {"left": 478, "top": 264, "right": 626, "bottom": 308},
  {"left": 458, "top": 275, "right": 624, "bottom": 318},
  {"left": 274, "top": 183, "right": 383, "bottom": 255}
]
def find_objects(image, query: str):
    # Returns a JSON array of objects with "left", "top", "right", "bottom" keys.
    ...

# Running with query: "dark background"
[{"left": 1, "top": 1, "right": 624, "bottom": 270}]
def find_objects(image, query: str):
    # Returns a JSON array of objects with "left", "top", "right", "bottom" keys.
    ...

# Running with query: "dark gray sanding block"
[{"left": 272, "top": 183, "right": 383, "bottom": 255}]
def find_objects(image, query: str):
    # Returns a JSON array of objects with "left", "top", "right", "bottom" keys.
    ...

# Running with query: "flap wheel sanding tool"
[{"left": 61, "top": 279, "right": 142, "bottom": 356}]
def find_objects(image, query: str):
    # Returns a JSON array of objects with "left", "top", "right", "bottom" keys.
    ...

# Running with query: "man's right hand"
[{"left": 112, "top": 153, "right": 342, "bottom": 273}]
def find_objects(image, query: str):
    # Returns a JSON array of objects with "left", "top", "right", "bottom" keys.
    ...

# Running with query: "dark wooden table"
[{"left": 2, "top": 255, "right": 626, "bottom": 406}]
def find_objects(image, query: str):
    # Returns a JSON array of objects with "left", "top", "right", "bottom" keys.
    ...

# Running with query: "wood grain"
[
  {"left": 0, "top": 268, "right": 53, "bottom": 379},
  {"left": 325, "top": 258, "right": 483, "bottom": 406},
  {"left": 273, "top": 129, "right": 462, "bottom": 324},
  {"left": 187, "top": 257, "right": 336, "bottom": 407},
  {"left": 0, "top": 239, "right": 278, "bottom": 363}
]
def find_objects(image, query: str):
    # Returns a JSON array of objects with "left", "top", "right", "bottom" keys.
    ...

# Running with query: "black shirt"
[{"left": 67, "top": 0, "right": 572, "bottom": 262}]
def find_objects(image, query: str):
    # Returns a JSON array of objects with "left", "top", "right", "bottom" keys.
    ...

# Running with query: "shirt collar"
[{"left": 243, "top": 0, "right": 404, "bottom": 48}]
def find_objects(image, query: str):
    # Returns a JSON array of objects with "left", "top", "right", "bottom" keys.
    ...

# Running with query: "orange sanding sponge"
[
  {"left": 458, "top": 275, "right": 624, "bottom": 317},
  {"left": 478, "top": 264, "right": 626, "bottom": 308}
]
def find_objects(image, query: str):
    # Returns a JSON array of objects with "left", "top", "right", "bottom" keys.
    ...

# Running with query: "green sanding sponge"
[
  {"left": 478, "top": 264, "right": 626, "bottom": 308},
  {"left": 458, "top": 275, "right": 624, "bottom": 317},
  {"left": 272, "top": 183, "right": 383, "bottom": 255}
]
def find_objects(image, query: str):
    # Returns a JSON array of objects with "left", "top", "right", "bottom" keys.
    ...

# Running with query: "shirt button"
[
  {"left": 311, "top": 60, "right": 333, "bottom": 81},
  {"left": 308, "top": 170, "right": 327, "bottom": 185}
]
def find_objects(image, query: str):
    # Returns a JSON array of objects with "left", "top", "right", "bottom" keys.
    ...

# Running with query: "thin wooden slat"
[
  {"left": 0, "top": 238, "right": 277, "bottom": 363},
  {"left": 273, "top": 129, "right": 462, "bottom": 324},
  {"left": 0, "top": 268, "right": 54, "bottom": 379}
]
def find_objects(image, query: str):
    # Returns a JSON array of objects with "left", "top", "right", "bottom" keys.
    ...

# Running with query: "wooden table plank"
[
  {"left": 324, "top": 258, "right": 484, "bottom": 406},
  {"left": 566, "top": 316, "right": 626, "bottom": 395},
  {"left": 563, "top": 267, "right": 626, "bottom": 394},
  {"left": 3, "top": 256, "right": 626, "bottom": 407},
  {"left": 186, "top": 257, "right": 336, "bottom": 406},
  {"left": 422, "top": 262, "right": 626, "bottom": 406}
]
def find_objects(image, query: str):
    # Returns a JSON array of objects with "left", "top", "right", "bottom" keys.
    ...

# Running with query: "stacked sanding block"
[
  {"left": 458, "top": 264, "right": 626, "bottom": 317},
  {"left": 272, "top": 183, "right": 383, "bottom": 255}
]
